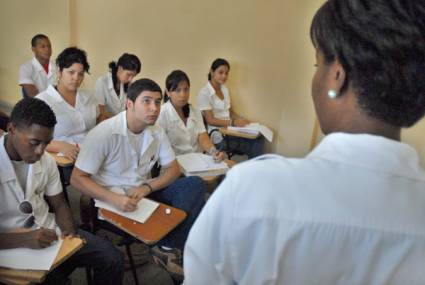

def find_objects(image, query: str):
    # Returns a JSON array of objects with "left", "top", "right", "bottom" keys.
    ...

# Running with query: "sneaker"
[{"left": 151, "top": 246, "right": 184, "bottom": 282}]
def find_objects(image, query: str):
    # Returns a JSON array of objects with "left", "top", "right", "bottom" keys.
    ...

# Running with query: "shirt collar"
[
  {"left": 206, "top": 81, "right": 216, "bottom": 97},
  {"left": 31, "top": 57, "right": 44, "bottom": 72},
  {"left": 46, "top": 85, "right": 87, "bottom": 105},
  {"left": 107, "top": 72, "right": 114, "bottom": 90},
  {"left": 112, "top": 111, "right": 155, "bottom": 139},
  {"left": 308, "top": 132, "right": 425, "bottom": 181}
]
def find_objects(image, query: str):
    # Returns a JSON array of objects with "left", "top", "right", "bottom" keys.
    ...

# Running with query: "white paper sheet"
[
  {"left": 0, "top": 238, "right": 63, "bottom": 270},
  {"left": 228, "top": 123, "right": 273, "bottom": 142},
  {"left": 95, "top": 187, "right": 160, "bottom": 224},
  {"left": 177, "top": 153, "right": 229, "bottom": 173}
]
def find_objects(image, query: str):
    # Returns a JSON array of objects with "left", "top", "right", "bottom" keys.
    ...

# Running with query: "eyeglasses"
[{"left": 18, "top": 200, "right": 35, "bottom": 228}]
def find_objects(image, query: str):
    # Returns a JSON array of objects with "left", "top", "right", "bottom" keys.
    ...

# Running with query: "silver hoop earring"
[{"left": 328, "top": 90, "right": 338, "bottom": 99}]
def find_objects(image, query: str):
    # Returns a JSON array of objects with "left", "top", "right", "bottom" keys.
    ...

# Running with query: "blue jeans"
[
  {"left": 149, "top": 176, "right": 206, "bottom": 250},
  {"left": 216, "top": 135, "right": 265, "bottom": 159},
  {"left": 44, "top": 229, "right": 124, "bottom": 285}
]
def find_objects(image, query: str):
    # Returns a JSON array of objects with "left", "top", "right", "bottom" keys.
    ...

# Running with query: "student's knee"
[{"left": 183, "top": 176, "right": 207, "bottom": 197}]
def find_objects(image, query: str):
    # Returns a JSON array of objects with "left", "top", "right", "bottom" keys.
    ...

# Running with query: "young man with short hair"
[
  {"left": 71, "top": 78, "right": 206, "bottom": 280},
  {"left": 0, "top": 98, "right": 124, "bottom": 285},
  {"left": 18, "top": 34, "right": 56, "bottom": 97}
]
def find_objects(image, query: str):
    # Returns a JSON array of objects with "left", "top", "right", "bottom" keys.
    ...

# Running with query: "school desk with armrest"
[
  {"left": 0, "top": 237, "right": 84, "bottom": 285},
  {"left": 79, "top": 196, "right": 186, "bottom": 285}
]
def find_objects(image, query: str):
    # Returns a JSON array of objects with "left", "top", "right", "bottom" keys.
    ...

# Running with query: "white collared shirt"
[
  {"left": 18, "top": 57, "right": 56, "bottom": 92},
  {"left": 75, "top": 111, "right": 175, "bottom": 189},
  {"left": 0, "top": 136, "right": 62, "bottom": 232},
  {"left": 184, "top": 133, "right": 425, "bottom": 285},
  {"left": 95, "top": 72, "right": 126, "bottom": 116},
  {"left": 198, "top": 81, "right": 231, "bottom": 143},
  {"left": 157, "top": 101, "right": 206, "bottom": 155},
  {"left": 36, "top": 85, "right": 99, "bottom": 144}
]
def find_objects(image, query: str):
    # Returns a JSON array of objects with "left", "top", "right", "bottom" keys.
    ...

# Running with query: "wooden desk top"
[
  {"left": 99, "top": 202, "right": 186, "bottom": 245},
  {"left": 0, "top": 237, "right": 84, "bottom": 285},
  {"left": 46, "top": 152, "right": 74, "bottom": 168},
  {"left": 219, "top": 127, "right": 260, "bottom": 139}
]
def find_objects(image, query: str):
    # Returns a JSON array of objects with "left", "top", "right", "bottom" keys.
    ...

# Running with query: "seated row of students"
[{"left": 18, "top": 34, "right": 265, "bottom": 161}]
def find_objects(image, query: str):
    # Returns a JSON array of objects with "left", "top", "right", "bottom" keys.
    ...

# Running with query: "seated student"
[
  {"left": 71, "top": 78, "right": 206, "bottom": 280},
  {"left": 36, "top": 47, "right": 100, "bottom": 162},
  {"left": 198, "top": 58, "right": 264, "bottom": 159},
  {"left": 184, "top": 0, "right": 425, "bottom": 284},
  {"left": 157, "top": 70, "right": 225, "bottom": 161},
  {"left": 19, "top": 34, "right": 56, "bottom": 98},
  {"left": 95, "top": 53, "right": 141, "bottom": 117},
  {"left": 0, "top": 98, "right": 124, "bottom": 285}
]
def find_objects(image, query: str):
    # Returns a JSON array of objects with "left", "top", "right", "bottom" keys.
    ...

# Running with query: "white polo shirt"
[
  {"left": 75, "top": 111, "right": 175, "bottom": 189},
  {"left": 198, "top": 82, "right": 231, "bottom": 143},
  {"left": 184, "top": 133, "right": 425, "bottom": 285},
  {"left": 157, "top": 101, "right": 206, "bottom": 156},
  {"left": 18, "top": 57, "right": 56, "bottom": 93},
  {"left": 36, "top": 85, "right": 99, "bottom": 144},
  {"left": 95, "top": 72, "right": 126, "bottom": 116},
  {"left": 0, "top": 136, "right": 61, "bottom": 232}
]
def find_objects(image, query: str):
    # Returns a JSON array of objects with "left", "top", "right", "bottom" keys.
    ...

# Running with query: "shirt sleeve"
[
  {"left": 43, "top": 154, "right": 63, "bottom": 196},
  {"left": 197, "top": 86, "right": 212, "bottom": 111},
  {"left": 95, "top": 77, "right": 106, "bottom": 105},
  {"left": 157, "top": 128, "right": 176, "bottom": 167},
  {"left": 75, "top": 127, "right": 108, "bottom": 175},
  {"left": 193, "top": 108, "right": 207, "bottom": 135},
  {"left": 183, "top": 167, "right": 237, "bottom": 285},
  {"left": 18, "top": 63, "right": 34, "bottom": 85}
]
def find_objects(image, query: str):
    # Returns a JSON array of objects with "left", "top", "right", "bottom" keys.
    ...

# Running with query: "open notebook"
[
  {"left": 228, "top": 123, "right": 273, "bottom": 142},
  {"left": 95, "top": 187, "right": 160, "bottom": 224},
  {"left": 177, "top": 153, "right": 229, "bottom": 177}
]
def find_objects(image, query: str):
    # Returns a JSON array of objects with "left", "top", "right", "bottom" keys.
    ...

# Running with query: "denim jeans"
[
  {"left": 148, "top": 176, "right": 206, "bottom": 250},
  {"left": 44, "top": 229, "right": 124, "bottom": 285},
  {"left": 216, "top": 135, "right": 265, "bottom": 159}
]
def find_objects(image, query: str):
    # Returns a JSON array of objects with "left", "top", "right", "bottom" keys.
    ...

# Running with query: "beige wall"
[
  {"left": 0, "top": 0, "right": 70, "bottom": 105},
  {"left": 1, "top": 0, "right": 425, "bottom": 163}
]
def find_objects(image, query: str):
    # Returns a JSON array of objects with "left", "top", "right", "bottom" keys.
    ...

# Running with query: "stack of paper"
[
  {"left": 177, "top": 153, "right": 229, "bottom": 177},
  {"left": 95, "top": 187, "right": 160, "bottom": 224},
  {"left": 228, "top": 123, "right": 273, "bottom": 142},
  {"left": 0, "top": 239, "right": 63, "bottom": 270}
]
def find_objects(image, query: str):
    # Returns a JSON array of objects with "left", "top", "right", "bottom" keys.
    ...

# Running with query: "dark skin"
[
  {"left": 0, "top": 123, "right": 76, "bottom": 250},
  {"left": 311, "top": 49, "right": 400, "bottom": 141}
]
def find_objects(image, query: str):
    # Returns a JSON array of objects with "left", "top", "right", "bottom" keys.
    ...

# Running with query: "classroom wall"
[{"left": 1, "top": 0, "right": 425, "bottom": 163}]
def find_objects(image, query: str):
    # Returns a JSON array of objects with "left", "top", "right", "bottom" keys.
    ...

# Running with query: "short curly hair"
[
  {"left": 310, "top": 0, "right": 425, "bottom": 127},
  {"left": 127, "top": 78, "right": 162, "bottom": 102},
  {"left": 10, "top": 98, "right": 56, "bottom": 129},
  {"left": 56, "top": 47, "right": 90, "bottom": 73}
]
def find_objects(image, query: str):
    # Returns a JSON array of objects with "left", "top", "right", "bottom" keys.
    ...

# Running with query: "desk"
[
  {"left": 99, "top": 202, "right": 186, "bottom": 245},
  {"left": 201, "top": 159, "right": 235, "bottom": 183},
  {"left": 0, "top": 237, "right": 84, "bottom": 285},
  {"left": 219, "top": 127, "right": 260, "bottom": 140}
]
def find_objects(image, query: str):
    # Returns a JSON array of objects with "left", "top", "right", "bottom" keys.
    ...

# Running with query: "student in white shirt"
[
  {"left": 184, "top": 0, "right": 425, "bottom": 284},
  {"left": 157, "top": 70, "right": 225, "bottom": 161},
  {"left": 71, "top": 78, "right": 206, "bottom": 282},
  {"left": 36, "top": 47, "right": 101, "bottom": 162},
  {"left": 0, "top": 98, "right": 124, "bottom": 285},
  {"left": 198, "top": 58, "right": 264, "bottom": 159},
  {"left": 95, "top": 53, "right": 141, "bottom": 117},
  {"left": 18, "top": 34, "right": 56, "bottom": 98}
]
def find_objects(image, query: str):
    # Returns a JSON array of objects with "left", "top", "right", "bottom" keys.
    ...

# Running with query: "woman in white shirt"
[
  {"left": 198, "top": 58, "right": 264, "bottom": 159},
  {"left": 184, "top": 1, "right": 425, "bottom": 284},
  {"left": 157, "top": 70, "right": 225, "bottom": 161},
  {"left": 95, "top": 53, "right": 141, "bottom": 117},
  {"left": 36, "top": 47, "right": 101, "bottom": 161}
]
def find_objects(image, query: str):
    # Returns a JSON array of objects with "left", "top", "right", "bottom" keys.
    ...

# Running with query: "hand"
[
  {"left": 26, "top": 228, "right": 58, "bottom": 249},
  {"left": 112, "top": 194, "right": 138, "bottom": 212},
  {"left": 61, "top": 143, "right": 79, "bottom": 161},
  {"left": 213, "top": 151, "right": 226, "bottom": 162},
  {"left": 234, "top": 118, "right": 250, "bottom": 127},
  {"left": 127, "top": 185, "right": 151, "bottom": 202},
  {"left": 97, "top": 111, "right": 110, "bottom": 123},
  {"left": 60, "top": 229, "right": 78, "bottom": 239}
]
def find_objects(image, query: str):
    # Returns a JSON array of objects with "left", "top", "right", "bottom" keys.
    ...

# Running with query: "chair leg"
[
  {"left": 85, "top": 267, "right": 93, "bottom": 285},
  {"left": 125, "top": 244, "right": 139, "bottom": 285}
]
